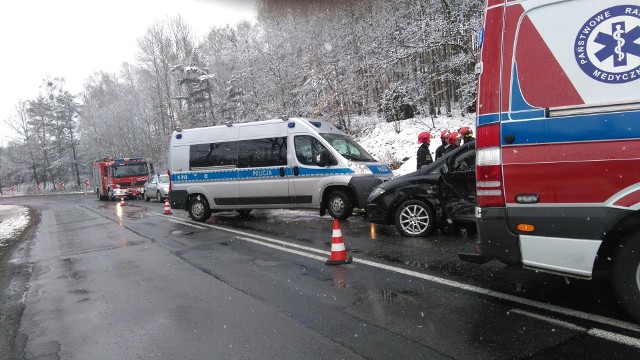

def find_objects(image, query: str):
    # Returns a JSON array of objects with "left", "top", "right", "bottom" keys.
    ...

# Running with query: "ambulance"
[
  {"left": 167, "top": 118, "right": 393, "bottom": 221},
  {"left": 460, "top": 0, "right": 640, "bottom": 321}
]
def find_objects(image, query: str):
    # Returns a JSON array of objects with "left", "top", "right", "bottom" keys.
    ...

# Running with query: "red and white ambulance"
[{"left": 462, "top": 0, "right": 640, "bottom": 320}]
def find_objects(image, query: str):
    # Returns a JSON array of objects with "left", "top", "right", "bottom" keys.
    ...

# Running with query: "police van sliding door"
[
  {"left": 502, "top": 0, "right": 640, "bottom": 239},
  {"left": 236, "top": 131, "right": 291, "bottom": 207}
]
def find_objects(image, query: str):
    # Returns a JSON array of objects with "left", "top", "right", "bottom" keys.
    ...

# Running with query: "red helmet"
[
  {"left": 418, "top": 132, "right": 431, "bottom": 144},
  {"left": 447, "top": 132, "right": 460, "bottom": 146},
  {"left": 459, "top": 126, "right": 473, "bottom": 137},
  {"left": 440, "top": 130, "right": 451, "bottom": 140}
]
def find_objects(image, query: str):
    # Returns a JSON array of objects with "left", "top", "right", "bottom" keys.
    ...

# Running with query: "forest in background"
[{"left": 0, "top": 0, "right": 482, "bottom": 191}]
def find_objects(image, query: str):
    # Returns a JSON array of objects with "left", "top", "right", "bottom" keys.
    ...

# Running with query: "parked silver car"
[{"left": 144, "top": 174, "right": 170, "bottom": 202}]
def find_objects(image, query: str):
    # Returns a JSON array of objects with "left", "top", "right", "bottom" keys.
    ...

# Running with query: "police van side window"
[
  {"left": 189, "top": 142, "right": 238, "bottom": 170},
  {"left": 237, "top": 137, "right": 287, "bottom": 168},
  {"left": 294, "top": 135, "right": 334, "bottom": 166}
]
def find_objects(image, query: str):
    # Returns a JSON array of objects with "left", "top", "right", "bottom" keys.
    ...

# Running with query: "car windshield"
[
  {"left": 319, "top": 133, "right": 376, "bottom": 162},
  {"left": 159, "top": 175, "right": 169, "bottom": 183},
  {"left": 113, "top": 164, "right": 148, "bottom": 177}
]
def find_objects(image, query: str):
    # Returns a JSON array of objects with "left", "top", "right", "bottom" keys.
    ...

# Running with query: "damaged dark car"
[{"left": 366, "top": 141, "right": 476, "bottom": 237}]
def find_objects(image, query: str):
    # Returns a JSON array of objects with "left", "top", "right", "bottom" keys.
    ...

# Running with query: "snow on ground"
[
  {"left": 353, "top": 114, "right": 475, "bottom": 176},
  {"left": 0, "top": 205, "right": 30, "bottom": 250}
]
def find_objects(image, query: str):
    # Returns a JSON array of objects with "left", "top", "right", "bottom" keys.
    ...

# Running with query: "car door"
[
  {"left": 146, "top": 175, "right": 158, "bottom": 195},
  {"left": 439, "top": 143, "right": 476, "bottom": 223},
  {"left": 289, "top": 134, "right": 337, "bottom": 205}
]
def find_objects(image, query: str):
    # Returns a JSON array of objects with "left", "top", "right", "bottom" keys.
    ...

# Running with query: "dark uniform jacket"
[
  {"left": 435, "top": 143, "right": 448, "bottom": 160},
  {"left": 417, "top": 143, "right": 433, "bottom": 170}
]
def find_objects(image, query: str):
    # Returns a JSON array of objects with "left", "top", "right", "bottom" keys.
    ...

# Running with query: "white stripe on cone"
[
  {"left": 331, "top": 242, "right": 346, "bottom": 252},
  {"left": 332, "top": 229, "right": 342, "bottom": 237}
]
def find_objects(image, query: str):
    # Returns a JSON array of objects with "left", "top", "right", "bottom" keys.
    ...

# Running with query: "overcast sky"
[{"left": 0, "top": 0, "right": 257, "bottom": 144}]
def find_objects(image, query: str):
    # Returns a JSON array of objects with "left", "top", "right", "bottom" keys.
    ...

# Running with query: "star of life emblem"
[{"left": 574, "top": 5, "right": 640, "bottom": 84}]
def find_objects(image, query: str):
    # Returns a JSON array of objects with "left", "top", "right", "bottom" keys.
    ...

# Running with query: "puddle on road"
[
  {"left": 333, "top": 267, "right": 348, "bottom": 288},
  {"left": 369, "top": 289, "right": 416, "bottom": 305},
  {"left": 253, "top": 259, "right": 279, "bottom": 267}
]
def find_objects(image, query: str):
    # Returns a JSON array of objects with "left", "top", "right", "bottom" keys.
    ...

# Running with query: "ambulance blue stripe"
[
  {"left": 478, "top": 113, "right": 500, "bottom": 125},
  {"left": 501, "top": 110, "right": 640, "bottom": 145}
]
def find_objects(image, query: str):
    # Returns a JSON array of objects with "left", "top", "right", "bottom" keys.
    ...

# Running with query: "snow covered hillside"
[{"left": 353, "top": 114, "right": 476, "bottom": 176}]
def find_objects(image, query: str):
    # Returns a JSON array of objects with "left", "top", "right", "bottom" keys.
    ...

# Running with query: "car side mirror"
[
  {"left": 440, "top": 164, "right": 450, "bottom": 175},
  {"left": 316, "top": 153, "right": 329, "bottom": 167}
]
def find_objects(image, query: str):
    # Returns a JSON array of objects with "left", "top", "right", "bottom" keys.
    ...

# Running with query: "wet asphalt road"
[{"left": 1, "top": 194, "right": 640, "bottom": 359}]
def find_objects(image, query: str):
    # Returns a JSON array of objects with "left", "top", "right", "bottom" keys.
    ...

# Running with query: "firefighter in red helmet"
[
  {"left": 444, "top": 131, "right": 462, "bottom": 155},
  {"left": 458, "top": 126, "right": 475, "bottom": 144},
  {"left": 417, "top": 132, "right": 433, "bottom": 170},
  {"left": 435, "top": 129, "right": 450, "bottom": 160}
]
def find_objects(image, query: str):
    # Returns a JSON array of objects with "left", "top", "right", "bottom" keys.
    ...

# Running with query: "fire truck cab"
[{"left": 91, "top": 157, "right": 151, "bottom": 200}]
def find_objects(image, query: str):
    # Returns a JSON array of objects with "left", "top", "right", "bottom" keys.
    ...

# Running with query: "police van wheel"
[
  {"left": 327, "top": 190, "right": 353, "bottom": 220},
  {"left": 189, "top": 196, "right": 211, "bottom": 222},
  {"left": 394, "top": 199, "right": 435, "bottom": 237},
  {"left": 611, "top": 233, "right": 640, "bottom": 322}
]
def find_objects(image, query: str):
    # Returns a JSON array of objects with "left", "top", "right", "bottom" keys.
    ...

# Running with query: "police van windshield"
[
  {"left": 113, "top": 164, "right": 148, "bottom": 177},
  {"left": 320, "top": 133, "right": 376, "bottom": 162}
]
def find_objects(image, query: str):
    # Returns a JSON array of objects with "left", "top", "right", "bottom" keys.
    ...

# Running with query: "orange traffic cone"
[
  {"left": 163, "top": 198, "right": 173, "bottom": 215},
  {"left": 326, "top": 218, "right": 353, "bottom": 265},
  {"left": 120, "top": 197, "right": 125, "bottom": 207}
]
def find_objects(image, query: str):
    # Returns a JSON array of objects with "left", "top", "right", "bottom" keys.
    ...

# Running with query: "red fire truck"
[
  {"left": 461, "top": 0, "right": 640, "bottom": 320},
  {"left": 91, "top": 157, "right": 150, "bottom": 200}
]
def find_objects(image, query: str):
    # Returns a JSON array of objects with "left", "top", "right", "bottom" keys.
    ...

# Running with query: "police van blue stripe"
[
  {"left": 172, "top": 167, "right": 358, "bottom": 183},
  {"left": 367, "top": 165, "right": 393, "bottom": 175}
]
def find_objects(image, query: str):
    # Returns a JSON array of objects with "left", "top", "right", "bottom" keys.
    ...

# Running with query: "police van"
[{"left": 168, "top": 118, "right": 393, "bottom": 222}]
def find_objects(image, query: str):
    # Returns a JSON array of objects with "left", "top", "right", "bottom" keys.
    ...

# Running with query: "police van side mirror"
[{"left": 316, "top": 153, "right": 329, "bottom": 167}]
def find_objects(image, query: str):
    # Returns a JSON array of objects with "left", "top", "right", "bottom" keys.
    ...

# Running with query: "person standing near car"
[
  {"left": 435, "top": 129, "right": 450, "bottom": 160},
  {"left": 417, "top": 132, "right": 434, "bottom": 170},
  {"left": 458, "top": 126, "right": 475, "bottom": 144},
  {"left": 444, "top": 131, "right": 462, "bottom": 155}
]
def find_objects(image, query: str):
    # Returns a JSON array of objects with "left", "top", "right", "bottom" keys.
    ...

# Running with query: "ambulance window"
[
  {"left": 514, "top": 14, "right": 584, "bottom": 109},
  {"left": 237, "top": 137, "right": 287, "bottom": 168},
  {"left": 189, "top": 142, "right": 238, "bottom": 169}
]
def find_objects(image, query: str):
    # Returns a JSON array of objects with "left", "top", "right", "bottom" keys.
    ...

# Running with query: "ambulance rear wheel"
[
  {"left": 611, "top": 233, "right": 640, "bottom": 322},
  {"left": 189, "top": 196, "right": 211, "bottom": 222},
  {"left": 326, "top": 189, "right": 353, "bottom": 220}
]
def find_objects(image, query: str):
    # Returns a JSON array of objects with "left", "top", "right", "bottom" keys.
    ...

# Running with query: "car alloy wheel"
[{"left": 394, "top": 199, "right": 435, "bottom": 237}]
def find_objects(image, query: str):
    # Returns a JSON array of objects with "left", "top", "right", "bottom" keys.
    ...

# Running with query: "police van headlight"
[{"left": 349, "top": 162, "right": 373, "bottom": 175}]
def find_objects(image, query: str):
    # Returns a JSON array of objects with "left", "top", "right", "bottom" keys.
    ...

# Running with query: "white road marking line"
[
  {"left": 511, "top": 309, "right": 640, "bottom": 349},
  {"left": 238, "top": 237, "right": 327, "bottom": 262},
  {"left": 166, "top": 218, "right": 207, "bottom": 229},
  {"left": 509, "top": 309, "right": 587, "bottom": 332},
  {"left": 157, "top": 213, "right": 640, "bottom": 335},
  {"left": 587, "top": 328, "right": 640, "bottom": 348}
]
